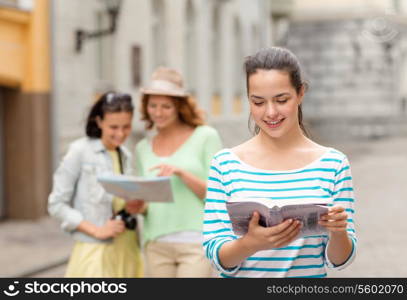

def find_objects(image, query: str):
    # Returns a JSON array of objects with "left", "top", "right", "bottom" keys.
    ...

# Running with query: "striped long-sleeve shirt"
[{"left": 203, "top": 147, "right": 357, "bottom": 278}]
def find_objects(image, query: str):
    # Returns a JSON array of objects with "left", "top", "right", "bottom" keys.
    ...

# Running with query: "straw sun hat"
[{"left": 140, "top": 67, "right": 189, "bottom": 101}]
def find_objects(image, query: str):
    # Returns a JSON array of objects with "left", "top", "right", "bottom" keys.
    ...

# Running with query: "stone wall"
[{"left": 284, "top": 18, "right": 407, "bottom": 141}]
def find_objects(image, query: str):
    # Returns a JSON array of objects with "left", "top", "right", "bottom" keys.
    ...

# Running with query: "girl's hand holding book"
[
  {"left": 242, "top": 211, "right": 302, "bottom": 252},
  {"left": 318, "top": 206, "right": 348, "bottom": 233}
]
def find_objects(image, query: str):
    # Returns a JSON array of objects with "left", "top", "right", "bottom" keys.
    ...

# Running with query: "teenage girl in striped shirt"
[{"left": 203, "top": 47, "right": 356, "bottom": 278}]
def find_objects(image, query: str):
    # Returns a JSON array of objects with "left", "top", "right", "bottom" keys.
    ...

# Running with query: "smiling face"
[
  {"left": 97, "top": 111, "right": 133, "bottom": 150},
  {"left": 146, "top": 95, "right": 179, "bottom": 130},
  {"left": 248, "top": 69, "right": 304, "bottom": 139}
]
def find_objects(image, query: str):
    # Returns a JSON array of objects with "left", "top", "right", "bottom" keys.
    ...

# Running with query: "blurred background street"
[
  {"left": 328, "top": 136, "right": 407, "bottom": 277},
  {"left": 1, "top": 0, "right": 407, "bottom": 278}
]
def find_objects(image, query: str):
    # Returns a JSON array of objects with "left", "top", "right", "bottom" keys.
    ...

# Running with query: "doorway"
[{"left": 0, "top": 89, "right": 5, "bottom": 219}]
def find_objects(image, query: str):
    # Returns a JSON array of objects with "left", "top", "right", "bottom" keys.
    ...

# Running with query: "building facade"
[
  {"left": 0, "top": 0, "right": 51, "bottom": 219},
  {"left": 0, "top": 0, "right": 273, "bottom": 220},
  {"left": 282, "top": 0, "right": 407, "bottom": 140},
  {"left": 52, "top": 0, "right": 273, "bottom": 158}
]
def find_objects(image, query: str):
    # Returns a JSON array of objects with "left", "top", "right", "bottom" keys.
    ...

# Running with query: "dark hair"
[
  {"left": 86, "top": 92, "right": 134, "bottom": 138},
  {"left": 244, "top": 47, "right": 309, "bottom": 136},
  {"left": 140, "top": 95, "right": 205, "bottom": 130}
]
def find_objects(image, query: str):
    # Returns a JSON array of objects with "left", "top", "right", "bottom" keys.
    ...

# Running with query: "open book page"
[
  {"left": 226, "top": 198, "right": 329, "bottom": 237},
  {"left": 97, "top": 174, "right": 174, "bottom": 203},
  {"left": 226, "top": 201, "right": 271, "bottom": 236},
  {"left": 276, "top": 204, "right": 328, "bottom": 236}
]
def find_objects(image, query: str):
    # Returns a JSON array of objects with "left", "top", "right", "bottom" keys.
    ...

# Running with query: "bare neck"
[
  {"left": 155, "top": 121, "right": 191, "bottom": 138},
  {"left": 255, "top": 125, "right": 310, "bottom": 152}
]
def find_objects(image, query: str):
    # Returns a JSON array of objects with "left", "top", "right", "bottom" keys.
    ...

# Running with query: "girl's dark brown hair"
[
  {"left": 86, "top": 92, "right": 134, "bottom": 138},
  {"left": 140, "top": 95, "right": 205, "bottom": 130},
  {"left": 244, "top": 47, "right": 309, "bottom": 136}
]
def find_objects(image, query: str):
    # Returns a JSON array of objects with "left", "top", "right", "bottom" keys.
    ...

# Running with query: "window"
[
  {"left": 152, "top": 0, "right": 166, "bottom": 68},
  {"left": 185, "top": 0, "right": 197, "bottom": 95},
  {"left": 95, "top": 9, "right": 114, "bottom": 90},
  {"left": 233, "top": 18, "right": 243, "bottom": 114}
]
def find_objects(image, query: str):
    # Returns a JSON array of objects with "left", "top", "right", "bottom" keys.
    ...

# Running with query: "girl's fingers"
[
  {"left": 277, "top": 220, "right": 301, "bottom": 237},
  {"left": 273, "top": 223, "right": 302, "bottom": 247},
  {"left": 148, "top": 164, "right": 177, "bottom": 177},
  {"left": 265, "top": 219, "right": 298, "bottom": 239},
  {"left": 148, "top": 165, "right": 161, "bottom": 171},
  {"left": 157, "top": 166, "right": 168, "bottom": 176},
  {"left": 116, "top": 223, "right": 125, "bottom": 231},
  {"left": 159, "top": 166, "right": 170, "bottom": 176},
  {"left": 248, "top": 211, "right": 261, "bottom": 229},
  {"left": 319, "top": 220, "right": 347, "bottom": 228},
  {"left": 320, "top": 212, "right": 347, "bottom": 221},
  {"left": 149, "top": 165, "right": 166, "bottom": 176},
  {"left": 328, "top": 206, "right": 344, "bottom": 213},
  {"left": 267, "top": 219, "right": 295, "bottom": 236}
]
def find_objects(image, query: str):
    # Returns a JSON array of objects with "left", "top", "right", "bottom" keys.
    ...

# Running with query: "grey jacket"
[{"left": 48, "top": 137, "right": 133, "bottom": 243}]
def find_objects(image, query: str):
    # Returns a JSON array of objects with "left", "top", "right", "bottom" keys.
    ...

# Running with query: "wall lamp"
[{"left": 75, "top": 0, "right": 123, "bottom": 53}]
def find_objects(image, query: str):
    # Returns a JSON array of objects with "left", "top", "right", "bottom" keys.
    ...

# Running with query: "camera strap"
[{"left": 117, "top": 148, "right": 124, "bottom": 174}]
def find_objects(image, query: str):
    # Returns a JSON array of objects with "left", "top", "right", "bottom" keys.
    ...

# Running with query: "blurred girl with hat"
[{"left": 127, "top": 67, "right": 222, "bottom": 277}]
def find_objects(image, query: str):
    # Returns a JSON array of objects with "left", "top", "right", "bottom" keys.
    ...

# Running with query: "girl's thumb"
[{"left": 249, "top": 211, "right": 260, "bottom": 227}]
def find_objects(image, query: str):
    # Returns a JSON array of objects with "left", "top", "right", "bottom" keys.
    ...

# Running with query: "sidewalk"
[
  {"left": 0, "top": 217, "right": 72, "bottom": 277},
  {"left": 326, "top": 136, "right": 407, "bottom": 277}
]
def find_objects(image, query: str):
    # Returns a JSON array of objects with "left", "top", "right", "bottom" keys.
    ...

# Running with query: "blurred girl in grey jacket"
[{"left": 48, "top": 92, "right": 143, "bottom": 277}]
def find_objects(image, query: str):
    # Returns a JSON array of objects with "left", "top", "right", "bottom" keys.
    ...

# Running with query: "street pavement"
[
  {"left": 0, "top": 217, "right": 72, "bottom": 278},
  {"left": 327, "top": 136, "right": 407, "bottom": 277},
  {"left": 1, "top": 136, "right": 406, "bottom": 278}
]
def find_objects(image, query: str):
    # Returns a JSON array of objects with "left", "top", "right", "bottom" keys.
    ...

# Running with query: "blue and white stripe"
[{"left": 203, "top": 148, "right": 357, "bottom": 278}]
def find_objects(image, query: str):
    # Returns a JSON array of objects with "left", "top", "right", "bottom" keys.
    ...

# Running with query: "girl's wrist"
[
  {"left": 174, "top": 168, "right": 183, "bottom": 177},
  {"left": 91, "top": 225, "right": 103, "bottom": 239},
  {"left": 141, "top": 203, "right": 149, "bottom": 216},
  {"left": 239, "top": 235, "right": 258, "bottom": 256},
  {"left": 329, "top": 230, "right": 349, "bottom": 239}
]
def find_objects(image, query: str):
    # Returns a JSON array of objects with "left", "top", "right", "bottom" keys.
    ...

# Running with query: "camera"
[{"left": 114, "top": 209, "right": 137, "bottom": 230}]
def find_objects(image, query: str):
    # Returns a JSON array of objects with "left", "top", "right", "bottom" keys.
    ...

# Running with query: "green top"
[{"left": 135, "top": 125, "right": 222, "bottom": 244}]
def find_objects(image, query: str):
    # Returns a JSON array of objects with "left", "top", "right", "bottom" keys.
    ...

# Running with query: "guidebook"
[
  {"left": 226, "top": 197, "right": 329, "bottom": 237},
  {"left": 97, "top": 174, "right": 174, "bottom": 203}
]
